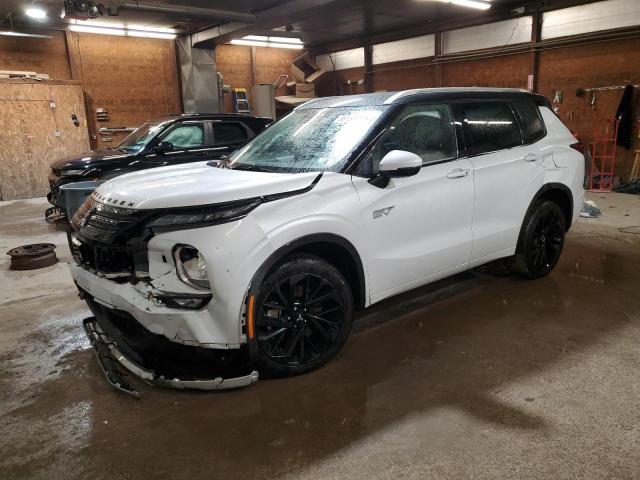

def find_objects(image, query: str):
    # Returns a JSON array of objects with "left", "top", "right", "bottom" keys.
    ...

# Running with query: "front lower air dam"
[
  {"left": 81, "top": 299, "right": 259, "bottom": 397},
  {"left": 83, "top": 318, "right": 259, "bottom": 397}
]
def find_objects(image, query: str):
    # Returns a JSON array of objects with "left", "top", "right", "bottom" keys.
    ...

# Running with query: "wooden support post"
[
  {"left": 529, "top": 10, "right": 542, "bottom": 92},
  {"left": 64, "top": 31, "right": 83, "bottom": 82},
  {"left": 364, "top": 42, "right": 373, "bottom": 93},
  {"left": 250, "top": 46, "right": 257, "bottom": 88},
  {"left": 434, "top": 31, "right": 442, "bottom": 88}
]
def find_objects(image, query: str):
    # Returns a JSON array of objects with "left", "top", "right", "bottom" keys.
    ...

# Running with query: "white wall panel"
[
  {"left": 316, "top": 48, "right": 364, "bottom": 71},
  {"left": 371, "top": 34, "right": 436, "bottom": 65},
  {"left": 542, "top": 0, "right": 640, "bottom": 39},
  {"left": 442, "top": 17, "right": 533, "bottom": 54}
]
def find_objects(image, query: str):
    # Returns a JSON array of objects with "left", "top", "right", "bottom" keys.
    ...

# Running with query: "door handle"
[
  {"left": 524, "top": 152, "right": 542, "bottom": 162},
  {"left": 446, "top": 168, "right": 470, "bottom": 179}
]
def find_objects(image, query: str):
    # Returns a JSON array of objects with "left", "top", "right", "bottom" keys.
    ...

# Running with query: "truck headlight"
[
  {"left": 59, "top": 169, "right": 85, "bottom": 177},
  {"left": 173, "top": 245, "right": 210, "bottom": 290}
]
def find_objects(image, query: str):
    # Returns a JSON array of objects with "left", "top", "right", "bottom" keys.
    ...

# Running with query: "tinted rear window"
[
  {"left": 214, "top": 123, "right": 248, "bottom": 144},
  {"left": 461, "top": 102, "right": 522, "bottom": 155},
  {"left": 513, "top": 101, "right": 545, "bottom": 143}
]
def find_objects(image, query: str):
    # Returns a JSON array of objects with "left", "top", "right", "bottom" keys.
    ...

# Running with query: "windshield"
[
  {"left": 116, "top": 121, "right": 169, "bottom": 153},
  {"left": 229, "top": 106, "right": 387, "bottom": 173}
]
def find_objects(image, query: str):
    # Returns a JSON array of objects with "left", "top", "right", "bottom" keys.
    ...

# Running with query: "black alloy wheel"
[
  {"left": 514, "top": 200, "right": 566, "bottom": 279},
  {"left": 255, "top": 255, "right": 353, "bottom": 376}
]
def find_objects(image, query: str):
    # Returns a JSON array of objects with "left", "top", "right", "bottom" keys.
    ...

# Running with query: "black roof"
[{"left": 298, "top": 88, "right": 550, "bottom": 110}]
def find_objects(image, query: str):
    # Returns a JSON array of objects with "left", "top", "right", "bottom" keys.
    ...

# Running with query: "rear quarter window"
[
  {"left": 513, "top": 101, "right": 546, "bottom": 144},
  {"left": 461, "top": 102, "right": 522, "bottom": 156},
  {"left": 213, "top": 123, "right": 248, "bottom": 144}
]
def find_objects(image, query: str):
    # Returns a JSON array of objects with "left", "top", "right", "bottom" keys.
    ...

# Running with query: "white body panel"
[
  {"left": 93, "top": 161, "right": 319, "bottom": 209},
  {"left": 352, "top": 158, "right": 475, "bottom": 303},
  {"left": 70, "top": 97, "right": 585, "bottom": 350}
]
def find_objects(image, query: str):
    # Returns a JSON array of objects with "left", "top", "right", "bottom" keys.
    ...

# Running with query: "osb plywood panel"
[
  {"left": 67, "top": 32, "right": 181, "bottom": 149},
  {"left": 539, "top": 38, "right": 640, "bottom": 179},
  {"left": 372, "top": 58, "right": 436, "bottom": 92},
  {"left": 253, "top": 46, "right": 299, "bottom": 86},
  {"left": 441, "top": 53, "right": 530, "bottom": 88},
  {"left": 216, "top": 45, "right": 298, "bottom": 113},
  {"left": 0, "top": 82, "right": 90, "bottom": 200},
  {"left": 0, "top": 31, "right": 71, "bottom": 80}
]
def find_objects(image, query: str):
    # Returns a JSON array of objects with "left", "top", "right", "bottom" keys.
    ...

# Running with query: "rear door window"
[
  {"left": 461, "top": 102, "right": 522, "bottom": 155},
  {"left": 513, "top": 101, "right": 546, "bottom": 144},
  {"left": 213, "top": 123, "right": 248, "bottom": 145}
]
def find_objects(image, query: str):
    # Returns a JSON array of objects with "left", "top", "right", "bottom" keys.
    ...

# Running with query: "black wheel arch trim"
[
  {"left": 245, "top": 233, "right": 366, "bottom": 361},
  {"left": 528, "top": 182, "right": 575, "bottom": 230}
]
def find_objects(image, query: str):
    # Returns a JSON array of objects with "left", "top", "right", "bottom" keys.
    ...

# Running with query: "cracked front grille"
[
  {"left": 72, "top": 197, "right": 149, "bottom": 243},
  {"left": 70, "top": 196, "right": 152, "bottom": 282}
]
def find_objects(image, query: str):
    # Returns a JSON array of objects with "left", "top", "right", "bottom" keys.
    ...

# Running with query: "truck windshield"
[
  {"left": 116, "top": 121, "right": 169, "bottom": 153},
  {"left": 229, "top": 106, "right": 387, "bottom": 173}
]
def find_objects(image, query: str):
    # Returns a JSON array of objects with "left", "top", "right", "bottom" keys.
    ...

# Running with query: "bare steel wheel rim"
[
  {"left": 256, "top": 273, "right": 345, "bottom": 367},
  {"left": 528, "top": 209, "right": 563, "bottom": 271}
]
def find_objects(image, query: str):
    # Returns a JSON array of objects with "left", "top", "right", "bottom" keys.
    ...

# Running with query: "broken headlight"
[
  {"left": 173, "top": 245, "right": 210, "bottom": 291},
  {"left": 146, "top": 198, "right": 262, "bottom": 231}
]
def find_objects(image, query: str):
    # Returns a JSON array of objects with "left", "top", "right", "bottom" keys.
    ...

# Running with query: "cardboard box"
[
  {"left": 295, "top": 83, "right": 316, "bottom": 98},
  {"left": 291, "top": 52, "right": 325, "bottom": 84}
]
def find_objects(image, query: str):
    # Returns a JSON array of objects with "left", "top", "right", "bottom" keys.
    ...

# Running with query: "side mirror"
[
  {"left": 378, "top": 150, "right": 422, "bottom": 177},
  {"left": 369, "top": 150, "right": 422, "bottom": 188},
  {"left": 153, "top": 141, "right": 174, "bottom": 154}
]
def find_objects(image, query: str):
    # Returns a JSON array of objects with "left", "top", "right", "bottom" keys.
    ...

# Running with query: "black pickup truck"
[{"left": 48, "top": 113, "right": 272, "bottom": 215}]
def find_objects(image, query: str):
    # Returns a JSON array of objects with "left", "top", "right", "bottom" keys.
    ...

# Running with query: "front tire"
[
  {"left": 254, "top": 254, "right": 354, "bottom": 377},
  {"left": 513, "top": 200, "right": 566, "bottom": 279}
]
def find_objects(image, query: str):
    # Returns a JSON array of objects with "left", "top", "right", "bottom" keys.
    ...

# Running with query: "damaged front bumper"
[{"left": 82, "top": 298, "right": 258, "bottom": 397}]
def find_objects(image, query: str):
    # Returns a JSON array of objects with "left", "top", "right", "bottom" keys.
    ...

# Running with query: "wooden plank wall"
[
  {"left": 0, "top": 31, "right": 71, "bottom": 80},
  {"left": 0, "top": 31, "right": 181, "bottom": 199},
  {"left": 0, "top": 81, "right": 90, "bottom": 200},
  {"left": 65, "top": 32, "right": 182, "bottom": 149}
]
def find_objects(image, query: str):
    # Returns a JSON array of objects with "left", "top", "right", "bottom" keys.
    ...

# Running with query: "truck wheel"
[
  {"left": 254, "top": 254, "right": 353, "bottom": 377},
  {"left": 513, "top": 200, "right": 566, "bottom": 279}
]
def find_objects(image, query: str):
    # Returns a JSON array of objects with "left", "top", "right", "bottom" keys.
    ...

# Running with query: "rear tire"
[
  {"left": 254, "top": 254, "right": 354, "bottom": 377},
  {"left": 513, "top": 200, "right": 566, "bottom": 279}
]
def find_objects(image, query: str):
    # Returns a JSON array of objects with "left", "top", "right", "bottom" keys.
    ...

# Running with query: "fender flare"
[
  {"left": 248, "top": 233, "right": 366, "bottom": 306},
  {"left": 244, "top": 233, "right": 366, "bottom": 359},
  {"left": 530, "top": 182, "right": 574, "bottom": 229}
]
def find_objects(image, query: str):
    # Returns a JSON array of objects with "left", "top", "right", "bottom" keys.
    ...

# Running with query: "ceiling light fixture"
[
  {"left": 0, "top": 30, "right": 52, "bottom": 38},
  {"left": 25, "top": 6, "right": 47, "bottom": 19},
  {"left": 68, "top": 24, "right": 176, "bottom": 39},
  {"left": 448, "top": 0, "right": 491, "bottom": 10},
  {"left": 230, "top": 35, "right": 304, "bottom": 49}
]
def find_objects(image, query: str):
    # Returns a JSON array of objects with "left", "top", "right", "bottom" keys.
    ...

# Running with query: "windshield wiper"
[{"left": 231, "top": 164, "right": 280, "bottom": 173}]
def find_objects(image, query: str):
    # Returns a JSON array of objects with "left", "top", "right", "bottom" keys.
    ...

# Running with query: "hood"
[
  {"left": 92, "top": 161, "right": 321, "bottom": 209},
  {"left": 50, "top": 149, "right": 133, "bottom": 171}
]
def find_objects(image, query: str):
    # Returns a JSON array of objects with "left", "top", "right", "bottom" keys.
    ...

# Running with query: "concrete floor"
[{"left": 1, "top": 192, "right": 639, "bottom": 480}]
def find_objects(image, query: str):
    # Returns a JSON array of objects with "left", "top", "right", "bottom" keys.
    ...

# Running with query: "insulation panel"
[
  {"left": 442, "top": 17, "right": 533, "bottom": 54},
  {"left": 372, "top": 35, "right": 436, "bottom": 65},
  {"left": 542, "top": 0, "right": 640, "bottom": 39}
]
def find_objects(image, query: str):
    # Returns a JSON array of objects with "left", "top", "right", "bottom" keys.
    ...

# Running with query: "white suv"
[{"left": 69, "top": 88, "right": 584, "bottom": 394}]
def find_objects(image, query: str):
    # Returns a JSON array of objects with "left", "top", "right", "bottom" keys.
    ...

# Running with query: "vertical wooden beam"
[
  {"left": 250, "top": 46, "right": 257, "bottom": 87},
  {"left": 529, "top": 10, "right": 542, "bottom": 92},
  {"left": 364, "top": 42, "right": 373, "bottom": 93},
  {"left": 434, "top": 31, "right": 442, "bottom": 88},
  {"left": 64, "top": 31, "right": 82, "bottom": 82}
]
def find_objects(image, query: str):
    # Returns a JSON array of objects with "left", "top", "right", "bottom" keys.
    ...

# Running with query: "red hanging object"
[{"left": 588, "top": 118, "right": 620, "bottom": 192}]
